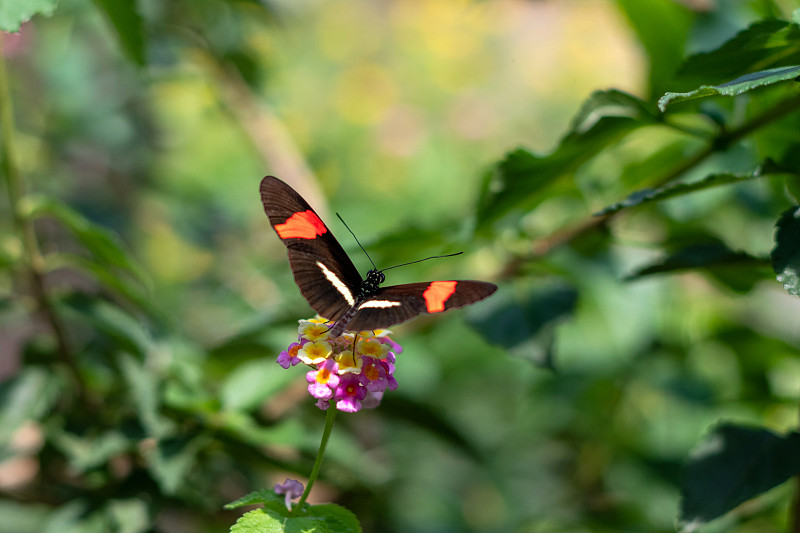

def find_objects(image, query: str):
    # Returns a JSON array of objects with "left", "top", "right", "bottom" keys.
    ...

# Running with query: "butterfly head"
[{"left": 362, "top": 269, "right": 385, "bottom": 295}]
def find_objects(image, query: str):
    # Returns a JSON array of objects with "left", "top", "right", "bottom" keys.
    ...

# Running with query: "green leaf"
[
  {"left": 106, "top": 499, "right": 149, "bottom": 533},
  {"left": 380, "top": 395, "right": 482, "bottom": 461},
  {"left": 144, "top": 435, "right": 208, "bottom": 495},
  {"left": 771, "top": 205, "right": 800, "bottom": 296},
  {"left": 43, "top": 500, "right": 106, "bottom": 533},
  {"left": 230, "top": 508, "right": 285, "bottom": 533},
  {"left": 230, "top": 508, "right": 330, "bottom": 533},
  {"left": 220, "top": 358, "right": 296, "bottom": 412},
  {"left": 672, "top": 19, "right": 800, "bottom": 90},
  {"left": 217, "top": 412, "right": 308, "bottom": 448},
  {"left": 227, "top": 502, "right": 359, "bottom": 533},
  {"left": 0, "top": 500, "right": 50, "bottom": 533},
  {"left": 91, "top": 0, "right": 145, "bottom": 65},
  {"left": 72, "top": 300, "right": 156, "bottom": 357},
  {"left": 0, "top": 0, "right": 58, "bottom": 32},
  {"left": 625, "top": 240, "right": 768, "bottom": 293},
  {"left": 21, "top": 195, "right": 151, "bottom": 291},
  {"left": 678, "top": 424, "right": 800, "bottom": 532},
  {"left": 225, "top": 489, "right": 285, "bottom": 510},
  {"left": 595, "top": 166, "right": 775, "bottom": 216},
  {"left": 307, "top": 504, "right": 361, "bottom": 533},
  {"left": 659, "top": 65, "right": 800, "bottom": 110},
  {"left": 568, "top": 89, "right": 658, "bottom": 132},
  {"left": 616, "top": 139, "right": 698, "bottom": 189},
  {"left": 118, "top": 353, "right": 173, "bottom": 438},
  {"left": 0, "top": 368, "right": 61, "bottom": 446},
  {"left": 475, "top": 90, "right": 658, "bottom": 231},
  {"left": 50, "top": 428, "right": 131, "bottom": 472},
  {"left": 466, "top": 283, "right": 577, "bottom": 368},
  {"left": 47, "top": 253, "right": 159, "bottom": 317},
  {"left": 476, "top": 117, "right": 643, "bottom": 230},
  {"left": 630, "top": 244, "right": 760, "bottom": 275},
  {"left": 42, "top": 499, "right": 147, "bottom": 533}
]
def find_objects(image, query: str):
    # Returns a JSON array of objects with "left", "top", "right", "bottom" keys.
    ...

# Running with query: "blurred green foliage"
[{"left": 3, "top": 0, "right": 800, "bottom": 532}]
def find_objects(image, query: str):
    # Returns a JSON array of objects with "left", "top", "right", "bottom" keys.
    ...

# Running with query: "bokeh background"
[{"left": 3, "top": 0, "right": 800, "bottom": 532}]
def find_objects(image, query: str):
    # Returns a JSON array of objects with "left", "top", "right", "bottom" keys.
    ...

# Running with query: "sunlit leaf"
[
  {"left": 772, "top": 205, "right": 800, "bottom": 296},
  {"left": 659, "top": 65, "right": 800, "bottom": 110},
  {"left": 0, "top": 0, "right": 57, "bottom": 32},
  {"left": 228, "top": 501, "right": 361, "bottom": 533},
  {"left": 230, "top": 508, "right": 300, "bottom": 533},
  {"left": 595, "top": 166, "right": 774, "bottom": 216},
  {"left": 679, "top": 424, "right": 800, "bottom": 532},
  {"left": 225, "top": 489, "right": 285, "bottom": 510}
]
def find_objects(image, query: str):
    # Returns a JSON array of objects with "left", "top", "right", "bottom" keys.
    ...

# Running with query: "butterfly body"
[{"left": 260, "top": 176, "right": 496, "bottom": 334}]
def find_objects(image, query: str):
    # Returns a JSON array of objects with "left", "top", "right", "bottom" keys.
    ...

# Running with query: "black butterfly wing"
[
  {"left": 346, "top": 280, "right": 497, "bottom": 331},
  {"left": 260, "top": 176, "right": 363, "bottom": 321}
]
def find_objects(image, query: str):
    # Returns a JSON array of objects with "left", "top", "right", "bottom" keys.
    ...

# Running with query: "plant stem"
[
  {"left": 0, "top": 43, "right": 92, "bottom": 407},
  {"left": 519, "top": 92, "right": 800, "bottom": 264},
  {"left": 292, "top": 402, "right": 337, "bottom": 515},
  {"left": 199, "top": 52, "right": 330, "bottom": 220}
]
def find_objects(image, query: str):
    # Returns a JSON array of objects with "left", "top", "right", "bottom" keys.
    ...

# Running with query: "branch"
[
  {"left": 523, "top": 92, "right": 800, "bottom": 262},
  {"left": 198, "top": 53, "right": 331, "bottom": 220},
  {"left": 0, "top": 42, "right": 94, "bottom": 408}
]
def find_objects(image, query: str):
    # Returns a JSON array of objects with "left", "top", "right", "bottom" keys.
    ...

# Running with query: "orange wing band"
[
  {"left": 423, "top": 281, "right": 457, "bottom": 313},
  {"left": 275, "top": 210, "right": 328, "bottom": 239}
]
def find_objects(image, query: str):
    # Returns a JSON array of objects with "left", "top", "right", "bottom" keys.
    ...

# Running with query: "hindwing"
[{"left": 346, "top": 280, "right": 497, "bottom": 331}]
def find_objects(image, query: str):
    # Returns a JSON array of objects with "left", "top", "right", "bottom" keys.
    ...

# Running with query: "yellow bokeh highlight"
[
  {"left": 335, "top": 63, "right": 397, "bottom": 125},
  {"left": 140, "top": 220, "right": 214, "bottom": 283}
]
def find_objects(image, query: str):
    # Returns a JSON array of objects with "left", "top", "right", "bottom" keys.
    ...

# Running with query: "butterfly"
[{"left": 260, "top": 176, "right": 497, "bottom": 336}]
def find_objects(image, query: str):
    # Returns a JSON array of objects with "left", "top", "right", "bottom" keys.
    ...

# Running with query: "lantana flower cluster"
[{"left": 277, "top": 317, "right": 400, "bottom": 413}]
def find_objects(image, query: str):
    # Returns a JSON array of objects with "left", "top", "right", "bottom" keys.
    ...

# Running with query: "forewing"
[
  {"left": 259, "top": 176, "right": 363, "bottom": 320},
  {"left": 346, "top": 280, "right": 497, "bottom": 331}
]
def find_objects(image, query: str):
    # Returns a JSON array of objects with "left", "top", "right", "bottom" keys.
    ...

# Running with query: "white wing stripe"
[
  {"left": 316, "top": 261, "right": 355, "bottom": 306},
  {"left": 358, "top": 300, "right": 401, "bottom": 309}
]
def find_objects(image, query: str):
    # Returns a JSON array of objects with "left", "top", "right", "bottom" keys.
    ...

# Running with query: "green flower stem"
[{"left": 292, "top": 402, "right": 337, "bottom": 515}]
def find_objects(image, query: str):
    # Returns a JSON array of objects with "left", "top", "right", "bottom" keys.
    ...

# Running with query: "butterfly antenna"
[
  {"left": 336, "top": 213, "right": 379, "bottom": 271},
  {"left": 381, "top": 252, "right": 463, "bottom": 272}
]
